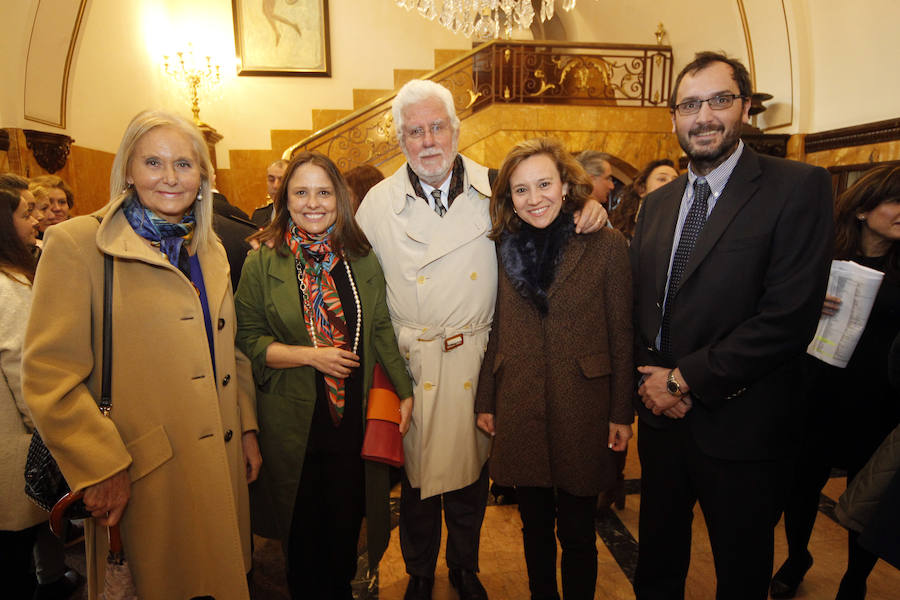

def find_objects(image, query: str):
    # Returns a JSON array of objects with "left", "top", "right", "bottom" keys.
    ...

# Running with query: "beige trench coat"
[
  {"left": 356, "top": 156, "right": 494, "bottom": 498},
  {"left": 23, "top": 199, "right": 257, "bottom": 600}
]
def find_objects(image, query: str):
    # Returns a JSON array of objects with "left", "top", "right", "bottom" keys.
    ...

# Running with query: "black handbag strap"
[
  {"left": 100, "top": 252, "right": 113, "bottom": 416},
  {"left": 93, "top": 215, "right": 113, "bottom": 417}
]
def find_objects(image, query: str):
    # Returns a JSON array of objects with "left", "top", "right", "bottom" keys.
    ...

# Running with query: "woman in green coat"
[{"left": 235, "top": 152, "right": 413, "bottom": 599}]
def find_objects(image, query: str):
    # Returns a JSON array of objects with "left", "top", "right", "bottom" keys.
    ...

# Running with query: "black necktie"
[
  {"left": 660, "top": 178, "right": 711, "bottom": 357},
  {"left": 431, "top": 189, "right": 446, "bottom": 217}
]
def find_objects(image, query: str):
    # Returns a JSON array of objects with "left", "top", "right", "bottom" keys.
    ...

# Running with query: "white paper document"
[{"left": 807, "top": 260, "right": 884, "bottom": 368}]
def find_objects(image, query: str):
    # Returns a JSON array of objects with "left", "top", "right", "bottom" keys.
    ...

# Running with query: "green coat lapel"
[{"left": 267, "top": 246, "right": 312, "bottom": 347}]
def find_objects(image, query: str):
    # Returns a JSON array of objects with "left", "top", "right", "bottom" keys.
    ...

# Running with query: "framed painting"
[{"left": 232, "top": 0, "right": 330, "bottom": 76}]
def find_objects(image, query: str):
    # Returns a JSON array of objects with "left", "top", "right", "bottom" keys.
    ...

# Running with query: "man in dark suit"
[
  {"left": 212, "top": 212, "right": 256, "bottom": 292},
  {"left": 250, "top": 159, "right": 287, "bottom": 227},
  {"left": 630, "top": 51, "right": 833, "bottom": 599},
  {"left": 212, "top": 191, "right": 250, "bottom": 221}
]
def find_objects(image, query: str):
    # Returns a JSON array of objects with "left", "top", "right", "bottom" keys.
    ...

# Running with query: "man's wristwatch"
[{"left": 666, "top": 369, "right": 683, "bottom": 397}]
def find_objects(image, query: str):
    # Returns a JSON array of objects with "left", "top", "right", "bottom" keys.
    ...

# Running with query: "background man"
[
  {"left": 251, "top": 159, "right": 287, "bottom": 227},
  {"left": 576, "top": 149, "right": 616, "bottom": 209},
  {"left": 629, "top": 52, "right": 833, "bottom": 599},
  {"left": 357, "top": 79, "right": 604, "bottom": 600}
]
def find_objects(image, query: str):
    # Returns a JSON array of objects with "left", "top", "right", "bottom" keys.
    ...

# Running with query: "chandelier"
[{"left": 395, "top": 0, "right": 579, "bottom": 39}]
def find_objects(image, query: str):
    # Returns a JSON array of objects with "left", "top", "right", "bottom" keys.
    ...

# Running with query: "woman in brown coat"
[{"left": 475, "top": 137, "right": 634, "bottom": 600}]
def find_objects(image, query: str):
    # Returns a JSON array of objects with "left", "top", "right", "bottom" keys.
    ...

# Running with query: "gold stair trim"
[
  {"left": 282, "top": 41, "right": 495, "bottom": 160},
  {"left": 283, "top": 41, "right": 674, "bottom": 170}
]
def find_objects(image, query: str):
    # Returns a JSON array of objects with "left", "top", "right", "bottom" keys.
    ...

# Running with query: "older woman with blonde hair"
[
  {"left": 23, "top": 109, "right": 260, "bottom": 600},
  {"left": 476, "top": 137, "right": 633, "bottom": 600}
]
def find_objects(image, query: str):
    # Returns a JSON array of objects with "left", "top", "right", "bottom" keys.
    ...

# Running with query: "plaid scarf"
[
  {"left": 122, "top": 196, "right": 195, "bottom": 273},
  {"left": 286, "top": 221, "right": 350, "bottom": 425}
]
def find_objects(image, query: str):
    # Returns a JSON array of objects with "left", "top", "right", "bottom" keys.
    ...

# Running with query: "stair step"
[
  {"left": 353, "top": 88, "right": 394, "bottom": 110},
  {"left": 271, "top": 130, "right": 312, "bottom": 154},
  {"left": 434, "top": 48, "right": 468, "bottom": 68},
  {"left": 312, "top": 109, "right": 353, "bottom": 131},
  {"left": 393, "top": 68, "right": 430, "bottom": 89}
]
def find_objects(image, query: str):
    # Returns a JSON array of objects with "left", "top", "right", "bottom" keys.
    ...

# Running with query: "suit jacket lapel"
[
  {"left": 653, "top": 176, "right": 687, "bottom": 301},
  {"left": 676, "top": 149, "right": 762, "bottom": 290}
]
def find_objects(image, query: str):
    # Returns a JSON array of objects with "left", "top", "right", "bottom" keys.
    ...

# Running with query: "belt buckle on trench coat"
[{"left": 444, "top": 333, "right": 464, "bottom": 352}]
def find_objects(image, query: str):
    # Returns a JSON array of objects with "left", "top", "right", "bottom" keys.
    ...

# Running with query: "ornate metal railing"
[{"left": 284, "top": 40, "right": 673, "bottom": 171}]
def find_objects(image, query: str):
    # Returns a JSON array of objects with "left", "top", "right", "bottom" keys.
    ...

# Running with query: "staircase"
[
  {"left": 218, "top": 49, "right": 467, "bottom": 214},
  {"left": 219, "top": 42, "right": 677, "bottom": 216}
]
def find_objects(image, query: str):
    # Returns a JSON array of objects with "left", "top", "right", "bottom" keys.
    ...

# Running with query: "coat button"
[
  {"left": 222, "top": 373, "right": 231, "bottom": 386},
  {"left": 224, "top": 429, "right": 233, "bottom": 442},
  {"left": 217, "top": 318, "right": 225, "bottom": 330}
]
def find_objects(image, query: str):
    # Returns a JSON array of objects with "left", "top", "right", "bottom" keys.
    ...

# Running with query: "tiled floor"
[
  {"left": 374, "top": 441, "right": 900, "bottom": 600},
  {"left": 64, "top": 433, "right": 900, "bottom": 599}
]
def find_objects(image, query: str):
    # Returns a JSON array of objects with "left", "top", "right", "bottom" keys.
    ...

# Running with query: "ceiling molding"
[{"left": 23, "top": 0, "right": 88, "bottom": 129}]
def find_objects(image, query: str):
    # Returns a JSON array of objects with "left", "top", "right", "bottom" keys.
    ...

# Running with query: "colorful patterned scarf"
[
  {"left": 122, "top": 196, "right": 195, "bottom": 272},
  {"left": 286, "top": 221, "right": 351, "bottom": 425}
]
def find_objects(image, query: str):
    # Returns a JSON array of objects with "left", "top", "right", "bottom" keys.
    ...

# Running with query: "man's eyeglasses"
[
  {"left": 405, "top": 122, "right": 448, "bottom": 139},
  {"left": 672, "top": 94, "right": 746, "bottom": 116}
]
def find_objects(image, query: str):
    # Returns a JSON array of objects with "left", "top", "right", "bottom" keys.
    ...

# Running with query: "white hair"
[
  {"left": 108, "top": 110, "right": 216, "bottom": 252},
  {"left": 392, "top": 79, "right": 461, "bottom": 143}
]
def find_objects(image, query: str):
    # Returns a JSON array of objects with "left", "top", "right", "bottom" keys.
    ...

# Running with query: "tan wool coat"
[
  {"left": 23, "top": 199, "right": 257, "bottom": 600},
  {"left": 475, "top": 226, "right": 634, "bottom": 496}
]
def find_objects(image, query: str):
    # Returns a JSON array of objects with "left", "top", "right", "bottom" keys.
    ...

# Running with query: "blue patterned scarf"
[{"left": 122, "top": 196, "right": 196, "bottom": 267}]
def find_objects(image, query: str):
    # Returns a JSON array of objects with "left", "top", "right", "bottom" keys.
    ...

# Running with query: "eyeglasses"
[
  {"left": 672, "top": 94, "right": 746, "bottom": 116},
  {"left": 405, "top": 121, "right": 448, "bottom": 139}
]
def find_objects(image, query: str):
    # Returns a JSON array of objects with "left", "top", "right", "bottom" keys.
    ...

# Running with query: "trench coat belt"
[
  {"left": 394, "top": 318, "right": 493, "bottom": 496},
  {"left": 392, "top": 318, "right": 492, "bottom": 388},
  {"left": 394, "top": 319, "right": 492, "bottom": 351}
]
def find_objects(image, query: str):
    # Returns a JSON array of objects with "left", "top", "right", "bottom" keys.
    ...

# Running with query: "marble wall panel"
[
  {"left": 219, "top": 148, "right": 285, "bottom": 216},
  {"left": 805, "top": 140, "right": 900, "bottom": 169},
  {"left": 59, "top": 145, "right": 115, "bottom": 216}
]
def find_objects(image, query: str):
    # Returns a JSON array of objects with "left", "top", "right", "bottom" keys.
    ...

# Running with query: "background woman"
[
  {"left": 343, "top": 163, "right": 384, "bottom": 213},
  {"left": 0, "top": 187, "right": 46, "bottom": 598},
  {"left": 27, "top": 182, "right": 52, "bottom": 251},
  {"left": 609, "top": 159, "right": 678, "bottom": 241},
  {"left": 771, "top": 165, "right": 900, "bottom": 600},
  {"left": 475, "top": 137, "right": 634, "bottom": 600},
  {"left": 23, "top": 110, "right": 261, "bottom": 600},
  {"left": 30, "top": 174, "right": 74, "bottom": 232},
  {"left": 234, "top": 151, "right": 413, "bottom": 599}
]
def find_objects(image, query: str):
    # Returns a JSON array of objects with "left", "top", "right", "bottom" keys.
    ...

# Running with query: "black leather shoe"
[
  {"left": 769, "top": 553, "right": 813, "bottom": 599},
  {"left": 33, "top": 569, "right": 84, "bottom": 600},
  {"left": 835, "top": 576, "right": 866, "bottom": 600},
  {"left": 449, "top": 568, "right": 488, "bottom": 600},
  {"left": 404, "top": 575, "right": 434, "bottom": 600}
]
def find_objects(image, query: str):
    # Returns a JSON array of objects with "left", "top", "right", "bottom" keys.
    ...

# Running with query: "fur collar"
[{"left": 498, "top": 214, "right": 574, "bottom": 314}]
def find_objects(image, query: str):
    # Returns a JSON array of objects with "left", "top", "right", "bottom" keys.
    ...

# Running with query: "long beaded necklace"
[{"left": 296, "top": 256, "right": 361, "bottom": 354}]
